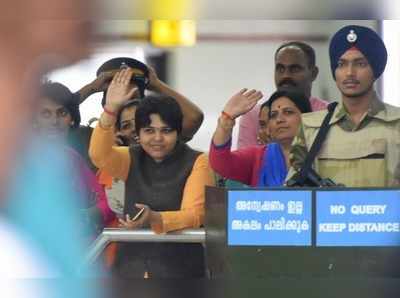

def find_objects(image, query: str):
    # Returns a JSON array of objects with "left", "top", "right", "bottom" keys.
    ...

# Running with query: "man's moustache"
[{"left": 278, "top": 80, "right": 297, "bottom": 87}]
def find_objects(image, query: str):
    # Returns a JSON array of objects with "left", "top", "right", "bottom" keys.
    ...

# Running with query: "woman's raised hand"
[
  {"left": 223, "top": 88, "right": 263, "bottom": 119},
  {"left": 104, "top": 68, "right": 138, "bottom": 112}
]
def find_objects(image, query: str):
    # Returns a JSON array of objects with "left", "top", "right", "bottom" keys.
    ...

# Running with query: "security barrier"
[{"left": 84, "top": 228, "right": 205, "bottom": 265}]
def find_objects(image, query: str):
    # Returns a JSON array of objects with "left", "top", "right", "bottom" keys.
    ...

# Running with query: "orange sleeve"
[
  {"left": 89, "top": 123, "right": 130, "bottom": 181},
  {"left": 97, "top": 170, "right": 113, "bottom": 189},
  {"left": 151, "top": 153, "right": 215, "bottom": 234}
]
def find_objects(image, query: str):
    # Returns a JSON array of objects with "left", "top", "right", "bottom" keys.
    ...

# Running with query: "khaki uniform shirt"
[{"left": 287, "top": 96, "right": 400, "bottom": 187}]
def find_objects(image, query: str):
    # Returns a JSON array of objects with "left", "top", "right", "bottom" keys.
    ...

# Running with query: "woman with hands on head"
[
  {"left": 89, "top": 67, "right": 214, "bottom": 278},
  {"left": 209, "top": 88, "right": 311, "bottom": 187}
]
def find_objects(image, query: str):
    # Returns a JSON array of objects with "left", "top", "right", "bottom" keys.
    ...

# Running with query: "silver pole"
[{"left": 84, "top": 228, "right": 205, "bottom": 265}]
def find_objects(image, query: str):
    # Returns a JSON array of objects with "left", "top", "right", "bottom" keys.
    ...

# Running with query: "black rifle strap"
[{"left": 298, "top": 102, "right": 338, "bottom": 184}]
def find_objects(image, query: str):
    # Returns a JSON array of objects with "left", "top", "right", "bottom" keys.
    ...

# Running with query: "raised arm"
[
  {"left": 212, "top": 88, "right": 263, "bottom": 146},
  {"left": 89, "top": 68, "right": 138, "bottom": 180},
  {"left": 208, "top": 89, "right": 263, "bottom": 185},
  {"left": 147, "top": 66, "right": 204, "bottom": 141},
  {"left": 75, "top": 71, "right": 116, "bottom": 105}
]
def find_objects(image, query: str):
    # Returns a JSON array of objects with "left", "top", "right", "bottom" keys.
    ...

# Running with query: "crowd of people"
[{"left": 15, "top": 23, "right": 400, "bottom": 279}]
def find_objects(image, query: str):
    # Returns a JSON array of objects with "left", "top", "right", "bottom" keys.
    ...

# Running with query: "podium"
[{"left": 205, "top": 186, "right": 400, "bottom": 279}]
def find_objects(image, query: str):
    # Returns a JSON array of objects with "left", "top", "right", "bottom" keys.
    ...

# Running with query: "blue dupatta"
[{"left": 257, "top": 142, "right": 288, "bottom": 187}]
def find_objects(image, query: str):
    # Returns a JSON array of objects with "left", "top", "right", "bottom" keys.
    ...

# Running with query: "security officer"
[{"left": 287, "top": 25, "right": 400, "bottom": 187}]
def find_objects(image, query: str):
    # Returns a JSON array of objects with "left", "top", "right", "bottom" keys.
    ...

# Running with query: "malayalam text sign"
[{"left": 227, "top": 190, "right": 312, "bottom": 246}]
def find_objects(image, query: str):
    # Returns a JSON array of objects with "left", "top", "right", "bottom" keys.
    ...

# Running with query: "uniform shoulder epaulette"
[
  {"left": 301, "top": 110, "right": 329, "bottom": 128},
  {"left": 377, "top": 103, "right": 400, "bottom": 122}
]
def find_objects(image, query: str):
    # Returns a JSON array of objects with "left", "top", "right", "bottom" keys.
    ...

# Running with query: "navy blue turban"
[{"left": 329, "top": 25, "right": 387, "bottom": 79}]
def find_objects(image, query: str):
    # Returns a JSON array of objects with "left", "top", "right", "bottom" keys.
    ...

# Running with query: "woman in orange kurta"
[{"left": 89, "top": 68, "right": 214, "bottom": 278}]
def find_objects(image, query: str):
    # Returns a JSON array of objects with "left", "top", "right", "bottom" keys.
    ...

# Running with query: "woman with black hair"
[
  {"left": 89, "top": 68, "right": 214, "bottom": 277},
  {"left": 114, "top": 99, "right": 141, "bottom": 146},
  {"left": 209, "top": 88, "right": 312, "bottom": 187},
  {"left": 36, "top": 82, "right": 81, "bottom": 138},
  {"left": 35, "top": 82, "right": 115, "bottom": 232}
]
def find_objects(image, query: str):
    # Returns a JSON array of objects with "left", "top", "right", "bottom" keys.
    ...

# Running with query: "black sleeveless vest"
[
  {"left": 124, "top": 142, "right": 201, "bottom": 215},
  {"left": 114, "top": 142, "right": 205, "bottom": 278}
]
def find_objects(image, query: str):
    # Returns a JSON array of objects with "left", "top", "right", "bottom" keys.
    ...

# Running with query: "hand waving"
[
  {"left": 223, "top": 88, "right": 263, "bottom": 119},
  {"left": 104, "top": 68, "right": 138, "bottom": 112}
]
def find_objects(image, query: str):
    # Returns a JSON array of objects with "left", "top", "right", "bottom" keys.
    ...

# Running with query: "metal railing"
[{"left": 84, "top": 228, "right": 206, "bottom": 265}]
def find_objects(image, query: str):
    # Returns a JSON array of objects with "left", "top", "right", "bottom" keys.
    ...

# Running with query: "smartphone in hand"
[{"left": 131, "top": 207, "right": 145, "bottom": 221}]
